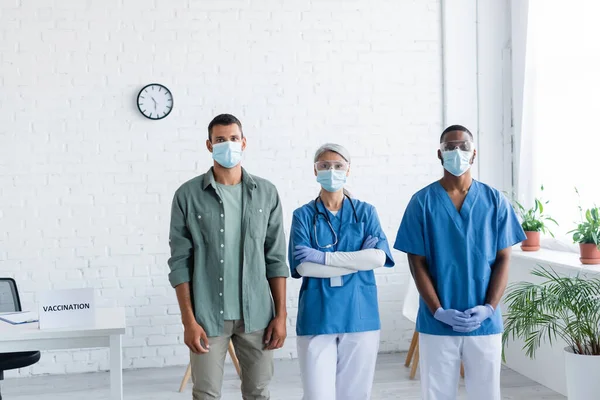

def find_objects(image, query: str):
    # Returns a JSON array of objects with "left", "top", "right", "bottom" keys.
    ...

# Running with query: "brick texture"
[{"left": 0, "top": 0, "right": 442, "bottom": 376}]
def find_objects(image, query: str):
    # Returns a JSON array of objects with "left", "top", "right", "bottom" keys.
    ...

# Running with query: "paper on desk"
[{"left": 0, "top": 311, "right": 39, "bottom": 324}]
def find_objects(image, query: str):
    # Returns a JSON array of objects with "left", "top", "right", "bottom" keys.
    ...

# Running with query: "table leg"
[{"left": 110, "top": 334, "right": 123, "bottom": 400}]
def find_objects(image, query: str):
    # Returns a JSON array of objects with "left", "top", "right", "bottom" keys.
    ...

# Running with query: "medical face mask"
[
  {"left": 211, "top": 141, "right": 243, "bottom": 169},
  {"left": 317, "top": 169, "right": 347, "bottom": 192},
  {"left": 441, "top": 149, "right": 473, "bottom": 176}
]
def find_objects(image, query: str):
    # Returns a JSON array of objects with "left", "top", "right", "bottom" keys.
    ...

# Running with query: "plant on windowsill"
[
  {"left": 511, "top": 186, "right": 557, "bottom": 252},
  {"left": 567, "top": 189, "right": 600, "bottom": 264},
  {"left": 502, "top": 267, "right": 600, "bottom": 400}
]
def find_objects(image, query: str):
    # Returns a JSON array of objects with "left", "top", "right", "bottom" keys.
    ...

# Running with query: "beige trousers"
[{"left": 190, "top": 320, "right": 274, "bottom": 400}]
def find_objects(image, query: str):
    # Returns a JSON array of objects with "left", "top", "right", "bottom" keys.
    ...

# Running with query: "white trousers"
[
  {"left": 297, "top": 330, "right": 380, "bottom": 400},
  {"left": 419, "top": 333, "right": 502, "bottom": 400}
]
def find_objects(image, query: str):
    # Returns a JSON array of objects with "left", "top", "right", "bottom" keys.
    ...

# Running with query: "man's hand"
[
  {"left": 463, "top": 304, "right": 495, "bottom": 324},
  {"left": 184, "top": 320, "right": 210, "bottom": 354},
  {"left": 263, "top": 316, "right": 286, "bottom": 350}
]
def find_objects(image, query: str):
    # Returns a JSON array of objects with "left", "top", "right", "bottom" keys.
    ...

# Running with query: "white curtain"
[{"left": 516, "top": 0, "right": 600, "bottom": 250}]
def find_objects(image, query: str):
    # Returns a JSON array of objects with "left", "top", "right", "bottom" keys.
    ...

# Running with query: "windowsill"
[{"left": 512, "top": 246, "right": 600, "bottom": 274}]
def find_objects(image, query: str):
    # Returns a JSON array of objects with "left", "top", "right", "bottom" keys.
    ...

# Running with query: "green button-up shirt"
[{"left": 167, "top": 167, "right": 289, "bottom": 337}]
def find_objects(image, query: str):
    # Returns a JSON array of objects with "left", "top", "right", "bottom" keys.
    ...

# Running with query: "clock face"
[{"left": 137, "top": 84, "right": 173, "bottom": 120}]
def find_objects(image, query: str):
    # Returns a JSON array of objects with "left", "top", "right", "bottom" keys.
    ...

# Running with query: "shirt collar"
[{"left": 202, "top": 167, "right": 257, "bottom": 191}]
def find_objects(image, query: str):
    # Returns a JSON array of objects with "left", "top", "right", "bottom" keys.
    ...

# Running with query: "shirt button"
[
  {"left": 221, "top": 244, "right": 224, "bottom": 248},
  {"left": 219, "top": 293, "right": 222, "bottom": 296},
  {"left": 220, "top": 214, "right": 224, "bottom": 217},
  {"left": 259, "top": 209, "right": 263, "bottom": 213},
  {"left": 197, "top": 215, "right": 201, "bottom": 219},
  {"left": 219, "top": 201, "right": 222, "bottom": 204},
  {"left": 220, "top": 260, "right": 224, "bottom": 263},
  {"left": 220, "top": 229, "right": 224, "bottom": 233},
  {"left": 220, "top": 310, "right": 223, "bottom": 314},
  {"left": 219, "top": 277, "right": 223, "bottom": 281}
]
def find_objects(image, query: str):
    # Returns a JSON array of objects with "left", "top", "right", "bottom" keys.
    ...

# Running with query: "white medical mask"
[
  {"left": 317, "top": 170, "right": 347, "bottom": 192},
  {"left": 442, "top": 149, "right": 473, "bottom": 176},
  {"left": 211, "top": 141, "right": 243, "bottom": 169}
]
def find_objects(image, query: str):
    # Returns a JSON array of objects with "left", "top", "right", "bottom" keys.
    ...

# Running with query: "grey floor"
[{"left": 2, "top": 354, "right": 564, "bottom": 399}]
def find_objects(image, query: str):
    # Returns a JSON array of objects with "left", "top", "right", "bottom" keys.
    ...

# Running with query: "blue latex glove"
[
  {"left": 361, "top": 235, "right": 379, "bottom": 250},
  {"left": 434, "top": 308, "right": 480, "bottom": 331},
  {"left": 293, "top": 246, "right": 326, "bottom": 265},
  {"left": 453, "top": 322, "right": 481, "bottom": 333},
  {"left": 463, "top": 304, "right": 495, "bottom": 324}
]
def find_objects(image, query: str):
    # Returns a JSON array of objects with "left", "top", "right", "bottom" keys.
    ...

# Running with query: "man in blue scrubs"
[{"left": 394, "top": 125, "right": 526, "bottom": 400}]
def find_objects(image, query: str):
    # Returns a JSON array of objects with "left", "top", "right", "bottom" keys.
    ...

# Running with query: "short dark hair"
[
  {"left": 207, "top": 114, "right": 243, "bottom": 140},
  {"left": 440, "top": 124, "right": 474, "bottom": 142}
]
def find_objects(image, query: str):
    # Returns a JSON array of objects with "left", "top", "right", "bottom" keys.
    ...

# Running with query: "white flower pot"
[{"left": 564, "top": 347, "right": 600, "bottom": 399}]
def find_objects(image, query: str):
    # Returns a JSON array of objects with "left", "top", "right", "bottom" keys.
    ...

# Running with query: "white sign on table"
[{"left": 38, "top": 288, "right": 96, "bottom": 329}]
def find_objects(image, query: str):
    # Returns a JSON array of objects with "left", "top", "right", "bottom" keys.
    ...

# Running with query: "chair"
[
  {"left": 178, "top": 340, "right": 241, "bottom": 392},
  {"left": 0, "top": 278, "right": 41, "bottom": 400},
  {"left": 402, "top": 277, "right": 464, "bottom": 379}
]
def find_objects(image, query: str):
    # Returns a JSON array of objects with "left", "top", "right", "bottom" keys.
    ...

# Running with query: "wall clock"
[{"left": 137, "top": 83, "right": 173, "bottom": 120}]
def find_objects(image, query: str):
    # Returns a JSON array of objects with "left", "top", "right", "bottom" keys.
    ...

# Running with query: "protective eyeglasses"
[
  {"left": 440, "top": 140, "right": 474, "bottom": 152},
  {"left": 314, "top": 160, "right": 350, "bottom": 172}
]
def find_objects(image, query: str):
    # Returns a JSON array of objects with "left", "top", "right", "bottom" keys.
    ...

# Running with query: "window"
[{"left": 517, "top": 0, "right": 600, "bottom": 249}]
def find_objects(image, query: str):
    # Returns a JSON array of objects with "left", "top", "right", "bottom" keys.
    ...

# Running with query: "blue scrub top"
[
  {"left": 289, "top": 197, "right": 395, "bottom": 336},
  {"left": 394, "top": 180, "right": 526, "bottom": 336}
]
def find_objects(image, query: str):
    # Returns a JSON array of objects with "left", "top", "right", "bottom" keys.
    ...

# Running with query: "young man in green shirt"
[{"left": 168, "top": 114, "right": 289, "bottom": 399}]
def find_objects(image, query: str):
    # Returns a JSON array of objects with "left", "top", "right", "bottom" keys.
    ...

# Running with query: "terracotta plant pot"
[
  {"left": 521, "top": 231, "right": 541, "bottom": 252},
  {"left": 580, "top": 243, "right": 600, "bottom": 265}
]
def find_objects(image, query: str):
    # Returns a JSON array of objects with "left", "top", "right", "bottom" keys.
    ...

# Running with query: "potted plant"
[
  {"left": 568, "top": 189, "right": 600, "bottom": 265},
  {"left": 511, "top": 186, "right": 557, "bottom": 251},
  {"left": 503, "top": 267, "right": 600, "bottom": 400}
]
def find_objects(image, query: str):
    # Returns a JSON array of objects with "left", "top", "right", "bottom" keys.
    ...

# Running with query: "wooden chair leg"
[
  {"left": 179, "top": 362, "right": 192, "bottom": 393},
  {"left": 403, "top": 329, "right": 462, "bottom": 381},
  {"left": 405, "top": 331, "right": 419, "bottom": 367},
  {"left": 228, "top": 340, "right": 242, "bottom": 379},
  {"left": 409, "top": 340, "right": 420, "bottom": 380}
]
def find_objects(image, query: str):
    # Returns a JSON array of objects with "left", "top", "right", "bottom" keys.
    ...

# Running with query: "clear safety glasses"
[
  {"left": 314, "top": 160, "right": 350, "bottom": 172},
  {"left": 440, "top": 140, "right": 474, "bottom": 152}
]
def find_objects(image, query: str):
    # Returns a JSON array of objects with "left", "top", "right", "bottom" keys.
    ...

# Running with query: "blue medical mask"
[
  {"left": 211, "top": 141, "right": 243, "bottom": 169},
  {"left": 441, "top": 149, "right": 473, "bottom": 176},
  {"left": 317, "top": 170, "right": 347, "bottom": 192}
]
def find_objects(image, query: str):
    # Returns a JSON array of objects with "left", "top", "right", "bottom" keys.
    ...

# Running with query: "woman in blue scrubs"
[{"left": 289, "top": 143, "right": 395, "bottom": 400}]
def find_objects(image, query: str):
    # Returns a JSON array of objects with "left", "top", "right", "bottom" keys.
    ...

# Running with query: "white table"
[{"left": 0, "top": 307, "right": 126, "bottom": 400}]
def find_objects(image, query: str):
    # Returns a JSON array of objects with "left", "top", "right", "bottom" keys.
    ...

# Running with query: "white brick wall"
[{"left": 0, "top": 0, "right": 443, "bottom": 376}]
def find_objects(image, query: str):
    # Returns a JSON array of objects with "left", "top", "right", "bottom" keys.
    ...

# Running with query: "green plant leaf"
[
  {"left": 537, "top": 199, "right": 544, "bottom": 215},
  {"left": 502, "top": 266, "right": 600, "bottom": 358}
]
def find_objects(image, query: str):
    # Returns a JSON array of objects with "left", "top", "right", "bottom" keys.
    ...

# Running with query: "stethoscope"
[{"left": 313, "top": 194, "right": 359, "bottom": 249}]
